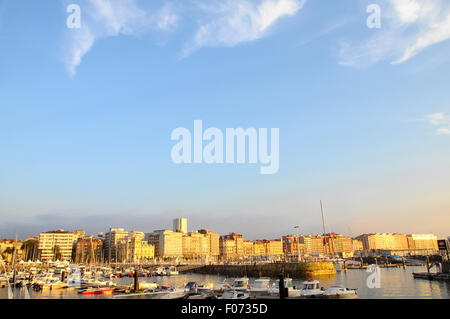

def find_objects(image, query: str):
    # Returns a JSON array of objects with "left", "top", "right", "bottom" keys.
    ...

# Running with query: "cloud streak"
[
  {"left": 182, "top": 0, "right": 305, "bottom": 56},
  {"left": 427, "top": 112, "right": 450, "bottom": 135},
  {"left": 64, "top": 0, "right": 178, "bottom": 76},
  {"left": 339, "top": 0, "right": 450, "bottom": 68}
]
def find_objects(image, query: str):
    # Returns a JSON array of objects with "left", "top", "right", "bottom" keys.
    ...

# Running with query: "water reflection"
[{"left": 1, "top": 266, "right": 448, "bottom": 299}]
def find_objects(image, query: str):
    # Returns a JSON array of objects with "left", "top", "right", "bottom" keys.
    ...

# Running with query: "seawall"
[{"left": 189, "top": 262, "right": 337, "bottom": 278}]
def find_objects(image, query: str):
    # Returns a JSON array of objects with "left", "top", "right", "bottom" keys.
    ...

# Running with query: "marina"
[{"left": 1, "top": 265, "right": 449, "bottom": 299}]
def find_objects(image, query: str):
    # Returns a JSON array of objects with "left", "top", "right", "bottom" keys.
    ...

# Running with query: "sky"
[{"left": 1, "top": 0, "right": 450, "bottom": 240}]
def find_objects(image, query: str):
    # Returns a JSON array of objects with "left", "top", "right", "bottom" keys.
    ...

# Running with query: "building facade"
[
  {"left": 38, "top": 230, "right": 76, "bottom": 261},
  {"left": 74, "top": 237, "right": 103, "bottom": 264},
  {"left": 104, "top": 228, "right": 129, "bottom": 263},
  {"left": 147, "top": 229, "right": 183, "bottom": 259},
  {"left": 173, "top": 218, "right": 188, "bottom": 234}
]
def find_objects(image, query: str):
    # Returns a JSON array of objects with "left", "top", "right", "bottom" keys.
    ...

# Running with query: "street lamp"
[{"left": 294, "top": 226, "right": 300, "bottom": 263}]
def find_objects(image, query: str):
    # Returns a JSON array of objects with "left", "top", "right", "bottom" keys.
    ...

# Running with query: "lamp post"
[{"left": 294, "top": 226, "right": 300, "bottom": 263}]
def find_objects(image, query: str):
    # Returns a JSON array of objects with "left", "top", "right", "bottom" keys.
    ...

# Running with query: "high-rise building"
[
  {"left": 104, "top": 228, "right": 129, "bottom": 263},
  {"left": 38, "top": 230, "right": 77, "bottom": 262},
  {"left": 173, "top": 218, "right": 188, "bottom": 233}
]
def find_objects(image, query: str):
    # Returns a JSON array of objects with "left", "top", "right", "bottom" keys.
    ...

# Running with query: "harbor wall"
[
  {"left": 443, "top": 261, "right": 450, "bottom": 274},
  {"left": 189, "top": 262, "right": 336, "bottom": 278}
]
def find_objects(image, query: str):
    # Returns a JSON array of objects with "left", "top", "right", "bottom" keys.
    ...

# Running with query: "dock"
[{"left": 413, "top": 272, "right": 450, "bottom": 281}]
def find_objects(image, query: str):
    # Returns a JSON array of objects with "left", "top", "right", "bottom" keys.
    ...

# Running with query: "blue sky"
[{"left": 1, "top": 0, "right": 450, "bottom": 239}]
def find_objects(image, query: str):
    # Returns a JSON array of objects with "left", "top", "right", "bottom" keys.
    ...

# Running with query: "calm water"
[{"left": 1, "top": 266, "right": 449, "bottom": 299}]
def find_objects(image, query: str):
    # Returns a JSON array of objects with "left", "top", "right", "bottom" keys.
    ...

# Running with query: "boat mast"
[
  {"left": 320, "top": 201, "right": 332, "bottom": 256},
  {"left": 320, "top": 200, "right": 327, "bottom": 235}
]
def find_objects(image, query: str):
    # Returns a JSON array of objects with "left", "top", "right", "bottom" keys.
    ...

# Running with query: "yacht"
[
  {"left": 300, "top": 280, "right": 324, "bottom": 298},
  {"left": 230, "top": 277, "right": 250, "bottom": 292},
  {"left": 323, "top": 285, "right": 358, "bottom": 299},
  {"left": 267, "top": 278, "right": 301, "bottom": 298},
  {"left": 164, "top": 266, "right": 179, "bottom": 276},
  {"left": 249, "top": 278, "right": 271, "bottom": 297},
  {"left": 212, "top": 280, "right": 231, "bottom": 293},
  {"left": 220, "top": 290, "right": 250, "bottom": 299}
]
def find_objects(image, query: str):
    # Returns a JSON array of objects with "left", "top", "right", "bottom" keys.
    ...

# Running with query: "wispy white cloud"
[
  {"left": 64, "top": 0, "right": 178, "bottom": 76},
  {"left": 339, "top": 0, "right": 450, "bottom": 68},
  {"left": 426, "top": 112, "right": 450, "bottom": 135},
  {"left": 182, "top": 0, "right": 305, "bottom": 56},
  {"left": 436, "top": 127, "right": 450, "bottom": 135},
  {"left": 428, "top": 112, "right": 448, "bottom": 125}
]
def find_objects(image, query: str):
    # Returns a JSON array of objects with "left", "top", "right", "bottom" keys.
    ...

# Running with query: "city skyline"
[
  {"left": 1, "top": 216, "right": 448, "bottom": 242},
  {"left": 1, "top": 1, "right": 450, "bottom": 239},
  {"left": 1, "top": 218, "right": 443, "bottom": 264}
]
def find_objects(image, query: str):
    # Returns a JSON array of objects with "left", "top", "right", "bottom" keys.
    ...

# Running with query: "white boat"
[
  {"left": 220, "top": 290, "right": 250, "bottom": 299},
  {"left": 249, "top": 278, "right": 271, "bottom": 297},
  {"left": 230, "top": 277, "right": 250, "bottom": 292},
  {"left": 114, "top": 286, "right": 187, "bottom": 299},
  {"left": 41, "top": 279, "right": 68, "bottom": 290},
  {"left": 323, "top": 285, "right": 358, "bottom": 299},
  {"left": 163, "top": 266, "right": 179, "bottom": 276},
  {"left": 300, "top": 280, "right": 324, "bottom": 298},
  {"left": 152, "top": 267, "right": 165, "bottom": 276},
  {"left": 267, "top": 278, "right": 301, "bottom": 298},
  {"left": 212, "top": 280, "right": 232, "bottom": 293}
]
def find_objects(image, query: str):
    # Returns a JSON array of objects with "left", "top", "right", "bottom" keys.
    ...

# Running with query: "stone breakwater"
[{"left": 190, "top": 262, "right": 337, "bottom": 278}]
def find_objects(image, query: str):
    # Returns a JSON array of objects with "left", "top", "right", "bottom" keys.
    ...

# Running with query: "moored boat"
[
  {"left": 300, "top": 279, "right": 324, "bottom": 298},
  {"left": 322, "top": 285, "right": 358, "bottom": 299}
]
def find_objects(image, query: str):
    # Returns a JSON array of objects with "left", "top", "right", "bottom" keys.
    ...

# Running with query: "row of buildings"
[{"left": 0, "top": 218, "right": 445, "bottom": 263}]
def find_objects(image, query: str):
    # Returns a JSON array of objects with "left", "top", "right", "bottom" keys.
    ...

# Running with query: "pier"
[{"left": 188, "top": 262, "right": 337, "bottom": 278}]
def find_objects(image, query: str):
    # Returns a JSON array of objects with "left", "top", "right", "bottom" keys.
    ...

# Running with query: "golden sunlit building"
[
  {"left": 243, "top": 240, "right": 254, "bottom": 257},
  {"left": 147, "top": 229, "right": 183, "bottom": 259},
  {"left": 198, "top": 229, "right": 220, "bottom": 260},
  {"left": 410, "top": 234, "right": 438, "bottom": 252},
  {"left": 182, "top": 232, "right": 209, "bottom": 259},
  {"left": 220, "top": 233, "right": 244, "bottom": 260},
  {"left": 117, "top": 237, "right": 154, "bottom": 263},
  {"left": 0, "top": 239, "right": 23, "bottom": 263},
  {"left": 38, "top": 230, "right": 77, "bottom": 262},
  {"left": 253, "top": 241, "right": 266, "bottom": 257},
  {"left": 104, "top": 228, "right": 129, "bottom": 262},
  {"left": 74, "top": 237, "right": 103, "bottom": 264}
]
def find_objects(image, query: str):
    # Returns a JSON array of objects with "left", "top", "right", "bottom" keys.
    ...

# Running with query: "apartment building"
[
  {"left": 74, "top": 237, "right": 103, "bottom": 264},
  {"left": 38, "top": 230, "right": 77, "bottom": 262},
  {"left": 182, "top": 232, "right": 209, "bottom": 259},
  {"left": 104, "top": 228, "right": 129, "bottom": 263},
  {"left": 147, "top": 229, "right": 183, "bottom": 259},
  {"left": 117, "top": 237, "right": 154, "bottom": 263},
  {"left": 198, "top": 229, "right": 220, "bottom": 260}
]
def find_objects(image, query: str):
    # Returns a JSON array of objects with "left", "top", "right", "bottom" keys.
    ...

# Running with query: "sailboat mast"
[{"left": 320, "top": 200, "right": 327, "bottom": 235}]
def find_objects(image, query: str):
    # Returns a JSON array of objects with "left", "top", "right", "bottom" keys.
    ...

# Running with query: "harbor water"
[{"left": 1, "top": 266, "right": 448, "bottom": 299}]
